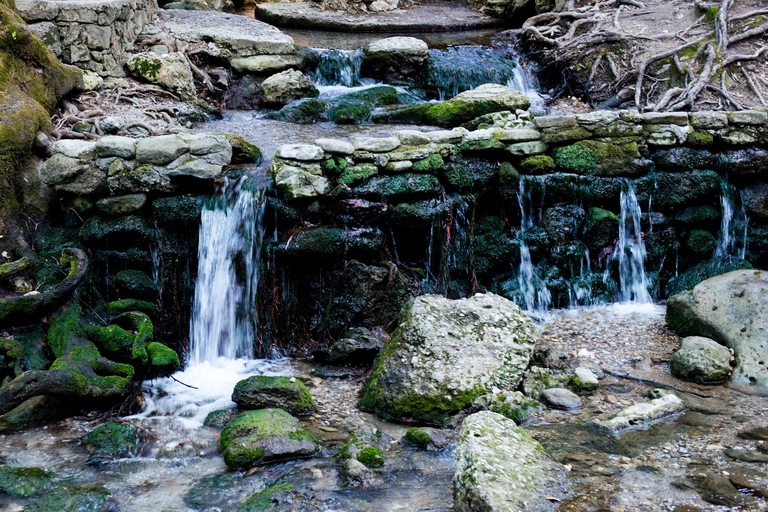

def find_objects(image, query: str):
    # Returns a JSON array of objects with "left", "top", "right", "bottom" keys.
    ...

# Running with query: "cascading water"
[
  {"left": 314, "top": 48, "right": 363, "bottom": 87},
  {"left": 517, "top": 176, "right": 552, "bottom": 313},
  {"left": 715, "top": 176, "right": 749, "bottom": 260},
  {"left": 130, "top": 176, "right": 287, "bottom": 428},
  {"left": 614, "top": 180, "right": 653, "bottom": 304}
]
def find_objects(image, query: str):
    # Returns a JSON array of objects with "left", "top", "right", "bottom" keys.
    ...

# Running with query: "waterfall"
[
  {"left": 314, "top": 49, "right": 363, "bottom": 87},
  {"left": 715, "top": 177, "right": 749, "bottom": 260},
  {"left": 505, "top": 56, "right": 547, "bottom": 114},
  {"left": 517, "top": 176, "right": 551, "bottom": 313},
  {"left": 190, "top": 176, "right": 265, "bottom": 365},
  {"left": 615, "top": 180, "right": 652, "bottom": 304}
]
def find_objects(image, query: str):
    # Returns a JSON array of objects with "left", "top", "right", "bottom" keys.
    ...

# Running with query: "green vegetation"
[
  {"left": 238, "top": 484, "right": 294, "bottom": 512},
  {"left": 404, "top": 427, "right": 432, "bottom": 449},
  {"left": 0, "top": 466, "right": 56, "bottom": 497}
]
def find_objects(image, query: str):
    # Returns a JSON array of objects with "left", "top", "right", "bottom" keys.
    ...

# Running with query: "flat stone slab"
[
  {"left": 253, "top": 1, "right": 503, "bottom": 32},
  {"left": 150, "top": 10, "right": 295, "bottom": 58}
]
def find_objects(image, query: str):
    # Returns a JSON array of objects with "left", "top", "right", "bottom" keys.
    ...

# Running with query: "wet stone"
[{"left": 540, "top": 388, "right": 582, "bottom": 409}]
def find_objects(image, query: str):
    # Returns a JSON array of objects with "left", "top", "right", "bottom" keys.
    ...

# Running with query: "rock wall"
[
  {"left": 17, "top": 0, "right": 156, "bottom": 76},
  {"left": 262, "top": 109, "right": 768, "bottom": 347}
]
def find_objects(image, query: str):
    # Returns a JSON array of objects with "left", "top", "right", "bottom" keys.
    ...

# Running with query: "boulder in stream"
[
  {"left": 362, "top": 36, "right": 429, "bottom": 84},
  {"left": 588, "top": 392, "right": 685, "bottom": 434},
  {"left": 0, "top": 466, "right": 56, "bottom": 497},
  {"left": 454, "top": 411, "right": 569, "bottom": 512},
  {"left": 220, "top": 409, "right": 319, "bottom": 470},
  {"left": 260, "top": 69, "right": 318, "bottom": 107},
  {"left": 232, "top": 375, "right": 316, "bottom": 415},
  {"left": 671, "top": 336, "right": 732, "bottom": 383},
  {"left": 666, "top": 269, "right": 768, "bottom": 385},
  {"left": 423, "top": 84, "right": 531, "bottom": 127},
  {"left": 359, "top": 293, "right": 537, "bottom": 425}
]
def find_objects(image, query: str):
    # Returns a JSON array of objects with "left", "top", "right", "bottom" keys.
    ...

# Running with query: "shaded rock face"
[
  {"left": 454, "top": 411, "right": 569, "bottom": 512},
  {"left": 359, "top": 293, "right": 537, "bottom": 425},
  {"left": 671, "top": 336, "right": 732, "bottom": 383},
  {"left": 667, "top": 270, "right": 768, "bottom": 386}
]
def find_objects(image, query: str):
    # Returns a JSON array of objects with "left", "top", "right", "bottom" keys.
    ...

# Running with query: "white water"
[
  {"left": 517, "top": 176, "right": 552, "bottom": 313},
  {"left": 506, "top": 57, "right": 548, "bottom": 114},
  {"left": 615, "top": 180, "right": 653, "bottom": 304},
  {"left": 131, "top": 176, "right": 282, "bottom": 429},
  {"left": 715, "top": 177, "right": 749, "bottom": 259}
]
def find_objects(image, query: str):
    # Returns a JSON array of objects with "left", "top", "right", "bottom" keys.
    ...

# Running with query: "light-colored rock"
[
  {"left": 359, "top": 293, "right": 537, "bottom": 424},
  {"left": 690, "top": 111, "right": 728, "bottom": 129},
  {"left": 81, "top": 70, "right": 103, "bottom": 91},
  {"left": 454, "top": 411, "right": 569, "bottom": 512},
  {"left": 95, "top": 194, "right": 147, "bottom": 215},
  {"left": 427, "top": 129, "right": 465, "bottom": 144},
  {"left": 471, "top": 390, "right": 542, "bottom": 423},
  {"left": 728, "top": 110, "right": 768, "bottom": 126},
  {"left": 667, "top": 270, "right": 768, "bottom": 385},
  {"left": 384, "top": 160, "right": 412, "bottom": 172},
  {"left": 261, "top": 69, "right": 318, "bottom": 106},
  {"left": 230, "top": 54, "right": 303, "bottom": 74},
  {"left": 492, "top": 127, "right": 541, "bottom": 142},
  {"left": 126, "top": 52, "right": 196, "bottom": 101},
  {"left": 275, "top": 144, "right": 325, "bottom": 161},
  {"left": 506, "top": 140, "right": 548, "bottom": 156},
  {"left": 589, "top": 393, "right": 685, "bottom": 433},
  {"left": 540, "top": 388, "right": 582, "bottom": 409},
  {"left": 533, "top": 115, "right": 577, "bottom": 129},
  {"left": 95, "top": 136, "right": 136, "bottom": 159},
  {"left": 425, "top": 84, "right": 531, "bottom": 127},
  {"left": 272, "top": 162, "right": 329, "bottom": 199},
  {"left": 135, "top": 135, "right": 189, "bottom": 165},
  {"left": 641, "top": 112, "right": 689, "bottom": 125},
  {"left": 571, "top": 367, "right": 600, "bottom": 394},
  {"left": 100, "top": 117, "right": 125, "bottom": 135},
  {"left": 671, "top": 336, "right": 732, "bottom": 383},
  {"left": 365, "top": 36, "right": 428, "bottom": 59},
  {"left": 392, "top": 130, "right": 431, "bottom": 146},
  {"left": 315, "top": 138, "right": 354, "bottom": 155},
  {"left": 353, "top": 137, "right": 400, "bottom": 153},
  {"left": 51, "top": 139, "right": 96, "bottom": 159}
]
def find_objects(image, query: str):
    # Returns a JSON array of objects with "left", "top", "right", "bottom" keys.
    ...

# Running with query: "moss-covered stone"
[
  {"left": 412, "top": 153, "right": 444, "bottom": 173},
  {"left": 146, "top": 342, "right": 179, "bottom": 373},
  {"left": 152, "top": 195, "right": 205, "bottom": 224},
  {"left": 442, "top": 157, "right": 496, "bottom": 191},
  {"left": 372, "top": 103, "right": 431, "bottom": 124},
  {"left": 338, "top": 425, "right": 391, "bottom": 468},
  {"left": 519, "top": 154, "right": 555, "bottom": 174},
  {"left": 232, "top": 375, "right": 316, "bottom": 415},
  {"left": 582, "top": 207, "right": 619, "bottom": 250},
  {"left": 674, "top": 205, "right": 720, "bottom": 228},
  {"left": 329, "top": 101, "right": 372, "bottom": 124},
  {"left": 554, "top": 140, "right": 640, "bottom": 176},
  {"left": 553, "top": 143, "right": 598, "bottom": 174},
  {"left": 338, "top": 163, "right": 377, "bottom": 187},
  {"left": 80, "top": 215, "right": 158, "bottom": 247},
  {"left": 334, "top": 85, "right": 399, "bottom": 106},
  {"left": 264, "top": 98, "right": 328, "bottom": 124},
  {"left": 352, "top": 174, "right": 442, "bottom": 201},
  {"left": 277, "top": 226, "right": 384, "bottom": 261},
  {"left": 0, "top": 465, "right": 56, "bottom": 497},
  {"left": 107, "top": 299, "right": 157, "bottom": 318},
  {"left": 84, "top": 324, "right": 133, "bottom": 354},
  {"left": 238, "top": 484, "right": 295, "bottom": 512},
  {"left": 665, "top": 257, "right": 752, "bottom": 298},
  {"left": 220, "top": 133, "right": 263, "bottom": 164},
  {"left": 22, "top": 485, "right": 113, "bottom": 512},
  {"left": 87, "top": 422, "right": 145, "bottom": 458},
  {"left": 203, "top": 408, "right": 238, "bottom": 428},
  {"left": 356, "top": 447, "right": 384, "bottom": 468},
  {"left": 471, "top": 391, "right": 542, "bottom": 423},
  {"left": 687, "top": 229, "right": 716, "bottom": 255},
  {"left": 404, "top": 427, "right": 432, "bottom": 449},
  {"left": 114, "top": 270, "right": 158, "bottom": 300}
]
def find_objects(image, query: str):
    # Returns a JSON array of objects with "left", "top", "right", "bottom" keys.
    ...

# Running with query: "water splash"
[
  {"left": 313, "top": 49, "right": 363, "bottom": 87},
  {"left": 715, "top": 176, "right": 749, "bottom": 260},
  {"left": 189, "top": 176, "right": 266, "bottom": 365},
  {"left": 615, "top": 180, "right": 653, "bottom": 304}
]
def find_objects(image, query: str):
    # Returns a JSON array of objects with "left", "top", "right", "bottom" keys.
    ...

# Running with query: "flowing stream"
[{"left": 615, "top": 180, "right": 653, "bottom": 305}]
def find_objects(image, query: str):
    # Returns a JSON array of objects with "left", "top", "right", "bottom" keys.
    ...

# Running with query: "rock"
[
  {"left": 274, "top": 143, "right": 325, "bottom": 161},
  {"left": 392, "top": 130, "right": 431, "bottom": 146},
  {"left": 0, "top": 466, "right": 56, "bottom": 497},
  {"left": 582, "top": 207, "right": 619, "bottom": 250},
  {"left": 362, "top": 36, "right": 428, "bottom": 83},
  {"left": 136, "top": 135, "right": 189, "bottom": 165},
  {"left": 666, "top": 270, "right": 768, "bottom": 385},
  {"left": 359, "top": 293, "right": 537, "bottom": 425},
  {"left": 403, "top": 427, "right": 452, "bottom": 450},
  {"left": 100, "top": 116, "right": 125, "bottom": 134},
  {"left": 126, "top": 52, "right": 196, "bottom": 101},
  {"left": 40, "top": 140, "right": 105, "bottom": 195},
  {"left": 340, "top": 459, "right": 378, "bottom": 487},
  {"left": 272, "top": 162, "right": 329, "bottom": 199},
  {"left": 203, "top": 409, "right": 238, "bottom": 428},
  {"left": 230, "top": 54, "right": 303, "bottom": 74},
  {"left": 220, "top": 409, "right": 319, "bottom": 469},
  {"left": 265, "top": 98, "right": 328, "bottom": 124},
  {"left": 232, "top": 375, "right": 316, "bottom": 415},
  {"left": 329, "top": 101, "right": 372, "bottom": 124},
  {"left": 742, "top": 181, "right": 768, "bottom": 220},
  {"left": 570, "top": 367, "right": 599, "bottom": 394},
  {"left": 315, "top": 138, "right": 354, "bottom": 155},
  {"left": 424, "top": 84, "right": 531, "bottom": 127},
  {"left": 261, "top": 69, "right": 318, "bottom": 107},
  {"left": 717, "top": 148, "right": 768, "bottom": 178},
  {"left": 540, "top": 388, "right": 582, "bottom": 409},
  {"left": 312, "top": 326, "right": 388, "bottom": 364},
  {"left": 724, "top": 449, "right": 768, "bottom": 463},
  {"left": 95, "top": 136, "right": 136, "bottom": 158},
  {"left": 114, "top": 269, "right": 158, "bottom": 300},
  {"left": 454, "top": 411, "right": 569, "bottom": 512},
  {"left": 521, "top": 367, "right": 571, "bottom": 399},
  {"left": 671, "top": 336, "right": 732, "bottom": 383},
  {"left": 95, "top": 194, "right": 147, "bottom": 215},
  {"left": 239, "top": 484, "right": 297, "bottom": 511},
  {"left": 589, "top": 393, "right": 685, "bottom": 433},
  {"left": 147, "top": 342, "right": 180, "bottom": 376},
  {"left": 22, "top": 486, "right": 114, "bottom": 512},
  {"left": 471, "top": 390, "right": 542, "bottom": 423},
  {"left": 339, "top": 425, "right": 392, "bottom": 468},
  {"left": 81, "top": 70, "right": 103, "bottom": 91},
  {"left": 353, "top": 137, "right": 400, "bottom": 152},
  {"left": 87, "top": 422, "right": 147, "bottom": 460}
]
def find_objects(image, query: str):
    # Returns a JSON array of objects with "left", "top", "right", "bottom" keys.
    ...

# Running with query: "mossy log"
[
  {"left": 0, "top": 248, "right": 87, "bottom": 327},
  {"left": 0, "top": 256, "right": 31, "bottom": 280}
]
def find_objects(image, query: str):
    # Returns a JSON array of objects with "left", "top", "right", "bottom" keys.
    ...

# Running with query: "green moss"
[
  {"left": 84, "top": 324, "right": 132, "bottom": 353},
  {"left": 334, "top": 85, "right": 398, "bottom": 106},
  {"left": 553, "top": 144, "right": 599, "bottom": 174},
  {"left": 373, "top": 104, "right": 431, "bottom": 124},
  {"left": 519, "top": 155, "right": 555, "bottom": 174},
  {"left": 582, "top": 207, "right": 619, "bottom": 250},
  {"left": 498, "top": 161, "right": 519, "bottom": 187},
  {"left": 404, "top": 427, "right": 432, "bottom": 449},
  {"left": 264, "top": 99, "right": 328, "bottom": 124},
  {"left": 131, "top": 53, "right": 162, "bottom": 79},
  {"left": 114, "top": 270, "right": 157, "bottom": 300},
  {"left": 146, "top": 342, "right": 179, "bottom": 369},
  {"left": 238, "top": 484, "right": 294, "bottom": 512},
  {"left": 22, "top": 485, "right": 112, "bottom": 512},
  {"left": 47, "top": 305, "right": 82, "bottom": 359},
  {"left": 107, "top": 299, "right": 157, "bottom": 317},
  {"left": 321, "top": 156, "right": 349, "bottom": 176},
  {"left": 687, "top": 131, "right": 714, "bottom": 146},
  {"left": 338, "top": 164, "right": 377, "bottom": 187},
  {"left": 87, "top": 422, "right": 143, "bottom": 457},
  {"left": 705, "top": 6, "right": 718, "bottom": 22},
  {"left": 232, "top": 375, "right": 316, "bottom": 414},
  {"left": 356, "top": 447, "right": 384, "bottom": 468},
  {"left": 329, "top": 101, "right": 372, "bottom": 124},
  {"left": 569, "top": 374, "right": 599, "bottom": 395},
  {"left": 412, "top": 153, "right": 444, "bottom": 173},
  {"left": 457, "top": 138, "right": 506, "bottom": 152},
  {"left": 220, "top": 134, "right": 263, "bottom": 164},
  {"left": 0, "top": 466, "right": 56, "bottom": 497}
]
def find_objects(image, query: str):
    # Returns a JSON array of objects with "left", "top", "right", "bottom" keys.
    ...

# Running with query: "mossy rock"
[
  {"left": 329, "top": 101, "right": 372, "bottom": 124},
  {"left": 0, "top": 466, "right": 56, "bottom": 497},
  {"left": 498, "top": 161, "right": 519, "bottom": 187},
  {"left": 203, "top": 409, "right": 238, "bottom": 428},
  {"left": 353, "top": 174, "right": 442, "bottom": 201},
  {"left": 471, "top": 391, "right": 542, "bottom": 423},
  {"left": 264, "top": 98, "right": 328, "bottom": 124},
  {"left": 220, "top": 134, "right": 262, "bottom": 164},
  {"left": 553, "top": 140, "right": 640, "bottom": 176},
  {"left": 152, "top": 195, "right": 206, "bottom": 224},
  {"left": 673, "top": 205, "right": 720, "bottom": 228},
  {"left": 338, "top": 425, "right": 391, "bottom": 468},
  {"left": 238, "top": 484, "right": 295, "bottom": 512},
  {"left": 687, "top": 229, "right": 716, "bottom": 255},
  {"left": 22, "top": 485, "right": 114, "bottom": 512},
  {"left": 582, "top": 207, "right": 619, "bottom": 250},
  {"left": 338, "top": 163, "right": 377, "bottom": 187},
  {"left": 390, "top": 199, "right": 444, "bottom": 230},
  {"left": 80, "top": 215, "right": 158, "bottom": 247},
  {"left": 665, "top": 257, "right": 752, "bottom": 298},
  {"left": 371, "top": 103, "right": 431, "bottom": 124},
  {"left": 232, "top": 375, "right": 316, "bottom": 415},
  {"left": 412, "top": 153, "right": 444, "bottom": 173},
  {"left": 334, "top": 86, "right": 399, "bottom": 106},
  {"left": 519, "top": 155, "right": 555, "bottom": 174},
  {"left": 146, "top": 342, "right": 179, "bottom": 375},
  {"left": 114, "top": 270, "right": 158, "bottom": 300},
  {"left": 87, "top": 421, "right": 146, "bottom": 459},
  {"left": 442, "top": 157, "right": 496, "bottom": 191},
  {"left": 636, "top": 170, "right": 721, "bottom": 210},
  {"left": 220, "top": 409, "right": 319, "bottom": 470},
  {"left": 107, "top": 299, "right": 157, "bottom": 318},
  {"left": 403, "top": 427, "right": 432, "bottom": 449},
  {"left": 276, "top": 226, "right": 384, "bottom": 261},
  {"left": 422, "top": 85, "right": 531, "bottom": 127},
  {"left": 83, "top": 323, "right": 134, "bottom": 354}
]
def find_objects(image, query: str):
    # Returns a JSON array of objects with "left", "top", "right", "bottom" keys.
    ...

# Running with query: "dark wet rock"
[
  {"left": 232, "top": 375, "right": 316, "bottom": 415},
  {"left": 362, "top": 37, "right": 428, "bottom": 84},
  {"left": 741, "top": 181, "right": 768, "bottom": 221},
  {"left": 328, "top": 101, "right": 372, "bottom": 124},
  {"left": 225, "top": 76, "right": 261, "bottom": 110},
  {"left": 671, "top": 336, "right": 732, "bottom": 383},
  {"left": 679, "top": 394, "right": 727, "bottom": 415},
  {"left": 738, "top": 426, "right": 768, "bottom": 441},
  {"left": 673, "top": 205, "right": 721, "bottom": 228},
  {"left": 636, "top": 170, "right": 721, "bottom": 211},
  {"left": 653, "top": 147, "right": 714, "bottom": 172},
  {"left": 239, "top": 484, "right": 296, "bottom": 511},
  {"left": 717, "top": 148, "right": 768, "bottom": 178},
  {"left": 352, "top": 173, "right": 442, "bottom": 201},
  {"left": 688, "top": 472, "right": 759, "bottom": 508},
  {"left": 582, "top": 207, "right": 619, "bottom": 250},
  {"left": 724, "top": 449, "right": 768, "bottom": 463},
  {"left": 23, "top": 485, "right": 115, "bottom": 512},
  {"left": 679, "top": 411, "right": 720, "bottom": 427},
  {"left": 203, "top": 409, "right": 238, "bottom": 428},
  {"left": 686, "top": 229, "right": 716, "bottom": 256},
  {"left": 0, "top": 465, "right": 56, "bottom": 497},
  {"left": 542, "top": 204, "right": 584, "bottom": 244},
  {"left": 340, "top": 459, "right": 379, "bottom": 488},
  {"left": 114, "top": 270, "right": 158, "bottom": 301},
  {"left": 666, "top": 269, "right": 768, "bottom": 385},
  {"left": 454, "top": 411, "right": 569, "bottom": 512},
  {"left": 359, "top": 293, "right": 536, "bottom": 425},
  {"left": 80, "top": 215, "right": 158, "bottom": 248},
  {"left": 729, "top": 473, "right": 768, "bottom": 498},
  {"left": 471, "top": 390, "right": 542, "bottom": 423},
  {"left": 540, "top": 388, "right": 582, "bottom": 409},
  {"left": 664, "top": 256, "right": 752, "bottom": 297},
  {"left": 184, "top": 472, "right": 242, "bottom": 511},
  {"left": 87, "top": 422, "right": 147, "bottom": 460},
  {"left": 220, "top": 409, "right": 319, "bottom": 470},
  {"left": 339, "top": 425, "right": 392, "bottom": 468},
  {"left": 403, "top": 427, "right": 452, "bottom": 450},
  {"left": 312, "top": 326, "right": 388, "bottom": 364}
]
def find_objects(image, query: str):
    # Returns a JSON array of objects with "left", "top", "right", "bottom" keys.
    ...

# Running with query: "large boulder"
[
  {"left": 260, "top": 69, "right": 318, "bottom": 107},
  {"left": 454, "top": 411, "right": 569, "bottom": 512},
  {"left": 362, "top": 36, "right": 428, "bottom": 84},
  {"left": 423, "top": 84, "right": 531, "bottom": 127},
  {"left": 220, "top": 409, "right": 319, "bottom": 469},
  {"left": 359, "top": 293, "right": 537, "bottom": 425},
  {"left": 126, "top": 52, "right": 196, "bottom": 101},
  {"left": 671, "top": 336, "right": 732, "bottom": 383},
  {"left": 666, "top": 269, "right": 768, "bottom": 385},
  {"left": 232, "top": 375, "right": 316, "bottom": 415}
]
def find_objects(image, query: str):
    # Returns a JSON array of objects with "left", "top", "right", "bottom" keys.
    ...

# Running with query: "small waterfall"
[
  {"left": 190, "top": 176, "right": 265, "bottom": 365},
  {"left": 517, "top": 176, "right": 551, "bottom": 313},
  {"left": 615, "top": 180, "right": 653, "bottom": 304},
  {"left": 715, "top": 177, "right": 749, "bottom": 259},
  {"left": 425, "top": 45, "right": 522, "bottom": 101},
  {"left": 567, "top": 247, "right": 594, "bottom": 308},
  {"left": 505, "top": 57, "right": 547, "bottom": 114},
  {"left": 314, "top": 49, "right": 363, "bottom": 87}
]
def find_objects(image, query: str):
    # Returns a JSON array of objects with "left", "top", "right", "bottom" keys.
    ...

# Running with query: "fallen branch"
[{"left": 603, "top": 369, "right": 714, "bottom": 398}]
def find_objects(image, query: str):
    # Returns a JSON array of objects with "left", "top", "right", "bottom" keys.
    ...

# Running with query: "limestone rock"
[
  {"left": 126, "top": 52, "right": 196, "bottom": 101},
  {"left": 353, "top": 137, "right": 400, "bottom": 153},
  {"left": 471, "top": 390, "right": 542, "bottom": 423},
  {"left": 540, "top": 388, "right": 582, "bottom": 409},
  {"left": 589, "top": 393, "right": 685, "bottom": 433},
  {"left": 666, "top": 270, "right": 768, "bottom": 385},
  {"left": 220, "top": 409, "right": 319, "bottom": 470},
  {"left": 261, "top": 69, "right": 318, "bottom": 106},
  {"left": 671, "top": 336, "right": 732, "bottom": 383},
  {"left": 454, "top": 411, "right": 569, "bottom": 512},
  {"left": 232, "top": 375, "right": 316, "bottom": 415},
  {"left": 362, "top": 37, "right": 429, "bottom": 83},
  {"left": 424, "top": 84, "right": 532, "bottom": 127},
  {"left": 359, "top": 293, "right": 537, "bottom": 424},
  {"left": 271, "top": 162, "right": 329, "bottom": 199},
  {"left": 275, "top": 144, "right": 325, "bottom": 161},
  {"left": 230, "top": 54, "right": 303, "bottom": 75},
  {"left": 315, "top": 138, "right": 354, "bottom": 155},
  {"left": 40, "top": 140, "right": 105, "bottom": 195}
]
